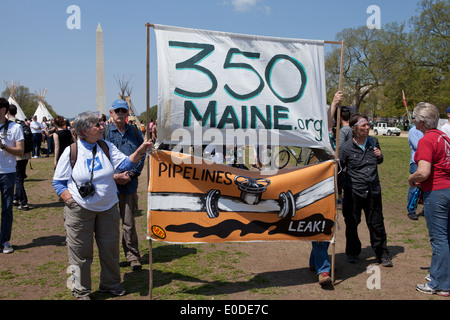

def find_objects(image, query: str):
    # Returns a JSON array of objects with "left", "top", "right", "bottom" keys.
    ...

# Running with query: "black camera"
[{"left": 78, "top": 182, "right": 95, "bottom": 198}]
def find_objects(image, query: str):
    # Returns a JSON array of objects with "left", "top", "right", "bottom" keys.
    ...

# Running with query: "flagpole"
[
  {"left": 402, "top": 90, "right": 413, "bottom": 125},
  {"left": 145, "top": 22, "right": 153, "bottom": 300},
  {"left": 330, "top": 39, "right": 345, "bottom": 285}
]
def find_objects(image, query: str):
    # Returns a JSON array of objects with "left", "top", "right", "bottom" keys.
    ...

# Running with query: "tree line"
[
  {"left": 3, "top": 1, "right": 447, "bottom": 122},
  {"left": 325, "top": 0, "right": 449, "bottom": 119},
  {"left": 1, "top": 85, "right": 56, "bottom": 120}
]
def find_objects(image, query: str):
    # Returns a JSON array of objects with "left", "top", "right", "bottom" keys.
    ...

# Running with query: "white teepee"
[
  {"left": 33, "top": 89, "right": 53, "bottom": 123},
  {"left": 115, "top": 74, "right": 141, "bottom": 126},
  {"left": 4, "top": 81, "right": 27, "bottom": 121}
]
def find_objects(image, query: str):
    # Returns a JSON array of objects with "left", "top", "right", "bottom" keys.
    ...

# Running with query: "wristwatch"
[
  {"left": 65, "top": 198, "right": 74, "bottom": 205},
  {"left": 126, "top": 171, "right": 134, "bottom": 178}
]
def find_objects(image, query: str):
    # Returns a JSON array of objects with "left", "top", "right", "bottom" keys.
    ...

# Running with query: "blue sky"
[{"left": 1, "top": 0, "right": 421, "bottom": 118}]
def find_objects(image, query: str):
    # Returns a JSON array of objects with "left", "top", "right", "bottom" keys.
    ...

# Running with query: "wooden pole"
[
  {"left": 145, "top": 22, "right": 153, "bottom": 300},
  {"left": 330, "top": 39, "right": 345, "bottom": 285}
]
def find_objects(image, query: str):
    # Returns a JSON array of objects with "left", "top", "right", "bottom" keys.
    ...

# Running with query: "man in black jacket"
[{"left": 338, "top": 112, "right": 393, "bottom": 267}]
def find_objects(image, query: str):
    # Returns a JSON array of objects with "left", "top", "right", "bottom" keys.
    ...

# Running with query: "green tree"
[
  {"left": 138, "top": 105, "right": 157, "bottom": 123},
  {"left": 325, "top": 0, "right": 449, "bottom": 117},
  {"left": 326, "top": 26, "right": 385, "bottom": 112}
]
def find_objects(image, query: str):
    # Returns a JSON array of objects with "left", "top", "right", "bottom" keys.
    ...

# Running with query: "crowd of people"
[{"left": 1, "top": 96, "right": 449, "bottom": 299}]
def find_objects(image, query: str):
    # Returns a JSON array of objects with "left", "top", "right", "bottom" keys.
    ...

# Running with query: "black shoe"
[
  {"left": 130, "top": 260, "right": 142, "bottom": 271},
  {"left": 380, "top": 256, "right": 393, "bottom": 267},
  {"left": 408, "top": 213, "right": 419, "bottom": 220},
  {"left": 99, "top": 286, "right": 126, "bottom": 296}
]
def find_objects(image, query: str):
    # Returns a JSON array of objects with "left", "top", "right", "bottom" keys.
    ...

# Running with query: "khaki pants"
[
  {"left": 64, "top": 201, "right": 121, "bottom": 298},
  {"left": 118, "top": 193, "right": 141, "bottom": 263}
]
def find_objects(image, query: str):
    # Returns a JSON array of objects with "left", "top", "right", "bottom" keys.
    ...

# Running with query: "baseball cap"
[
  {"left": 446, "top": 106, "right": 450, "bottom": 113},
  {"left": 111, "top": 99, "right": 129, "bottom": 111}
]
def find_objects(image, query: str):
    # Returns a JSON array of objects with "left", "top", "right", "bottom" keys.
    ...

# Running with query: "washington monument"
[{"left": 96, "top": 22, "right": 106, "bottom": 114}]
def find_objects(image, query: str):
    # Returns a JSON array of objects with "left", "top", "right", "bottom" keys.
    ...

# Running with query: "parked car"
[{"left": 373, "top": 122, "right": 401, "bottom": 136}]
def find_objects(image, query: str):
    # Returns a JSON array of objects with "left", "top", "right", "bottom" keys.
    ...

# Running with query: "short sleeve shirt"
[
  {"left": 0, "top": 121, "right": 24, "bottom": 174},
  {"left": 53, "top": 139, "right": 127, "bottom": 211},
  {"left": 414, "top": 129, "right": 450, "bottom": 192}
]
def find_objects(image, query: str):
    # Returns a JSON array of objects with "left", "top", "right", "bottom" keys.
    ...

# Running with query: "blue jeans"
[
  {"left": 423, "top": 188, "right": 450, "bottom": 291},
  {"left": 47, "top": 136, "right": 54, "bottom": 155},
  {"left": 32, "top": 133, "right": 42, "bottom": 157},
  {"left": 407, "top": 163, "right": 418, "bottom": 215},
  {"left": 14, "top": 160, "right": 28, "bottom": 206},
  {"left": 309, "top": 242, "right": 331, "bottom": 274},
  {"left": 0, "top": 172, "right": 16, "bottom": 245}
]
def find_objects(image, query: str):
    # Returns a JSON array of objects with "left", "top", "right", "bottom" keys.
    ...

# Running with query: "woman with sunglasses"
[{"left": 52, "top": 111, "right": 152, "bottom": 300}]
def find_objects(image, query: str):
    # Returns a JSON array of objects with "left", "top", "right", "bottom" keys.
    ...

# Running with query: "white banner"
[{"left": 154, "top": 24, "right": 331, "bottom": 151}]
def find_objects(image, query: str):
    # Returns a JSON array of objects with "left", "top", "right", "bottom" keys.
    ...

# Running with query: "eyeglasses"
[
  {"left": 93, "top": 122, "right": 104, "bottom": 128},
  {"left": 114, "top": 108, "right": 128, "bottom": 114}
]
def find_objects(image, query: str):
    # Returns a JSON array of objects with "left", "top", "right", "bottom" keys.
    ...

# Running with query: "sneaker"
[
  {"left": 318, "top": 272, "right": 332, "bottom": 287},
  {"left": 416, "top": 283, "right": 434, "bottom": 295},
  {"left": 99, "top": 286, "right": 126, "bottom": 296},
  {"left": 32, "top": 156, "right": 38, "bottom": 159},
  {"left": 416, "top": 283, "right": 450, "bottom": 296},
  {"left": 75, "top": 295, "right": 91, "bottom": 300},
  {"left": 17, "top": 205, "right": 30, "bottom": 211},
  {"left": 130, "top": 260, "right": 142, "bottom": 271},
  {"left": 2, "top": 242, "right": 14, "bottom": 254},
  {"left": 408, "top": 213, "right": 419, "bottom": 220},
  {"left": 13, "top": 200, "right": 19, "bottom": 206},
  {"left": 380, "top": 256, "right": 393, "bottom": 267}
]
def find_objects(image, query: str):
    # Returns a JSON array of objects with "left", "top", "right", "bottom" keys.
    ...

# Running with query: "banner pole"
[
  {"left": 330, "top": 39, "right": 345, "bottom": 285},
  {"left": 145, "top": 22, "right": 153, "bottom": 300}
]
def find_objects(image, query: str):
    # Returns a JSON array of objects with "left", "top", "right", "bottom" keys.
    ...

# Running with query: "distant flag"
[{"left": 402, "top": 90, "right": 413, "bottom": 124}]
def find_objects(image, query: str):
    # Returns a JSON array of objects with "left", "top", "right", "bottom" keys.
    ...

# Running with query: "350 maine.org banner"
[{"left": 154, "top": 24, "right": 332, "bottom": 152}]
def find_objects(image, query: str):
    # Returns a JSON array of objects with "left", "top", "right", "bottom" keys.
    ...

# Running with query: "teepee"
[
  {"left": 33, "top": 89, "right": 53, "bottom": 123},
  {"left": 115, "top": 74, "right": 141, "bottom": 126},
  {"left": 4, "top": 81, "right": 27, "bottom": 121}
]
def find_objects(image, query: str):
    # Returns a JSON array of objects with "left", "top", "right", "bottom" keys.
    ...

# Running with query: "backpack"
[
  {"left": 14, "top": 119, "right": 33, "bottom": 153},
  {"left": 69, "top": 139, "right": 110, "bottom": 169}
]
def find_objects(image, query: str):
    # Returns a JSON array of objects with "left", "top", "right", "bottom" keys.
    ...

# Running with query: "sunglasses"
[{"left": 114, "top": 108, "right": 128, "bottom": 114}]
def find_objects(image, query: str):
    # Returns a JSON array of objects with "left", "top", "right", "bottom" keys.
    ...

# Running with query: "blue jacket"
[{"left": 104, "top": 123, "right": 145, "bottom": 194}]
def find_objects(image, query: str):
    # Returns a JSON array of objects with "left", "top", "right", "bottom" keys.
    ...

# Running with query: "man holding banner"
[{"left": 309, "top": 90, "right": 343, "bottom": 287}]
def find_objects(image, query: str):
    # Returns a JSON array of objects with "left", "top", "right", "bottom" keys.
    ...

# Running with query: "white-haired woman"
[
  {"left": 409, "top": 102, "right": 450, "bottom": 297},
  {"left": 53, "top": 111, "right": 152, "bottom": 300}
]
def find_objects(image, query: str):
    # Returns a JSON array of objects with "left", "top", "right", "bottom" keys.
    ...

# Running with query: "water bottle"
[{"left": 407, "top": 185, "right": 422, "bottom": 213}]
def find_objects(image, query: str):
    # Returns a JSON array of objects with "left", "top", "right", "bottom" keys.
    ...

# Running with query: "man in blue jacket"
[{"left": 104, "top": 99, "right": 145, "bottom": 270}]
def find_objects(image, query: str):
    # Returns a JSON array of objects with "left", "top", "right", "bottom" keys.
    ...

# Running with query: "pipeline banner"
[
  {"left": 154, "top": 24, "right": 332, "bottom": 152},
  {"left": 148, "top": 150, "right": 336, "bottom": 243}
]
